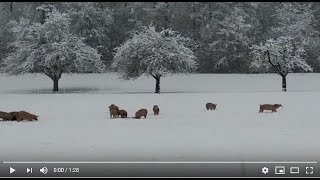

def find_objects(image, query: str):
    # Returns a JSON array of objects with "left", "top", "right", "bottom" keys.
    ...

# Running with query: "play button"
[{"left": 9, "top": 167, "right": 16, "bottom": 174}]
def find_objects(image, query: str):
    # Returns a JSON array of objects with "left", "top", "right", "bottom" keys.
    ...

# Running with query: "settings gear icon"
[{"left": 262, "top": 167, "right": 269, "bottom": 174}]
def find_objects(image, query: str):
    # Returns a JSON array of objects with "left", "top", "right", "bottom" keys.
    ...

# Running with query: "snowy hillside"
[{"left": 0, "top": 73, "right": 319, "bottom": 162}]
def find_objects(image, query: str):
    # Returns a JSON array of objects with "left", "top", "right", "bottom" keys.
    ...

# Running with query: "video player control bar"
[{"left": 1, "top": 161, "right": 318, "bottom": 177}]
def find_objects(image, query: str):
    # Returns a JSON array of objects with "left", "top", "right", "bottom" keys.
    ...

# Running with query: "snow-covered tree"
[
  {"left": 198, "top": 3, "right": 254, "bottom": 73},
  {"left": 213, "top": 5, "right": 252, "bottom": 71},
  {"left": 147, "top": 2, "right": 172, "bottom": 30},
  {"left": 272, "top": 2, "right": 320, "bottom": 71},
  {"left": 2, "top": 7, "right": 105, "bottom": 92},
  {"left": 273, "top": 2, "right": 318, "bottom": 46},
  {"left": 112, "top": 24, "right": 197, "bottom": 93},
  {"left": 250, "top": 36, "right": 312, "bottom": 92},
  {"left": 64, "top": 2, "right": 113, "bottom": 48},
  {"left": 58, "top": 2, "right": 114, "bottom": 67},
  {"left": 103, "top": 2, "right": 144, "bottom": 68}
]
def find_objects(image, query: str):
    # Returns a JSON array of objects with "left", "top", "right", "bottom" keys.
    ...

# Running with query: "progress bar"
[{"left": 3, "top": 161, "right": 318, "bottom": 164}]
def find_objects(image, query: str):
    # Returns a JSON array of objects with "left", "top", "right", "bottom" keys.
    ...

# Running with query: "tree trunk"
[
  {"left": 208, "top": 2, "right": 212, "bottom": 19},
  {"left": 192, "top": 3, "right": 196, "bottom": 39},
  {"left": 10, "top": 2, "right": 13, "bottom": 12},
  {"left": 164, "top": 2, "right": 169, "bottom": 30},
  {"left": 53, "top": 77, "right": 59, "bottom": 92},
  {"left": 155, "top": 75, "right": 161, "bottom": 94},
  {"left": 281, "top": 75, "right": 286, "bottom": 92}
]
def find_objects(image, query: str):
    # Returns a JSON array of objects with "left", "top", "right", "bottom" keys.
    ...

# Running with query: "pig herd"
[
  {"left": 0, "top": 111, "right": 38, "bottom": 122},
  {"left": 0, "top": 103, "right": 283, "bottom": 122},
  {"left": 107, "top": 102, "right": 283, "bottom": 120},
  {"left": 108, "top": 104, "right": 159, "bottom": 119}
]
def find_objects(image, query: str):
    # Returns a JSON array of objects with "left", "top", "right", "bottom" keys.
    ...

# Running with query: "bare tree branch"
[
  {"left": 150, "top": 71, "right": 156, "bottom": 79},
  {"left": 265, "top": 50, "right": 283, "bottom": 75}
]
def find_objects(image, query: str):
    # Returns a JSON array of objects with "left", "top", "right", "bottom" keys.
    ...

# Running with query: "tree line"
[{"left": 0, "top": 2, "right": 319, "bottom": 92}]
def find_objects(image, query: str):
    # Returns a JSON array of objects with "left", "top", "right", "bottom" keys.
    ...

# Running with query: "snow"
[{"left": 0, "top": 73, "right": 319, "bottom": 162}]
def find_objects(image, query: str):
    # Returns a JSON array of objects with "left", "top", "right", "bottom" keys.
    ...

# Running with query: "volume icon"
[{"left": 40, "top": 167, "right": 48, "bottom": 174}]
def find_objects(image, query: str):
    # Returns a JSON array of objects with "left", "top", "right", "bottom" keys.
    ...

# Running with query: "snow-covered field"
[{"left": 0, "top": 73, "right": 319, "bottom": 162}]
